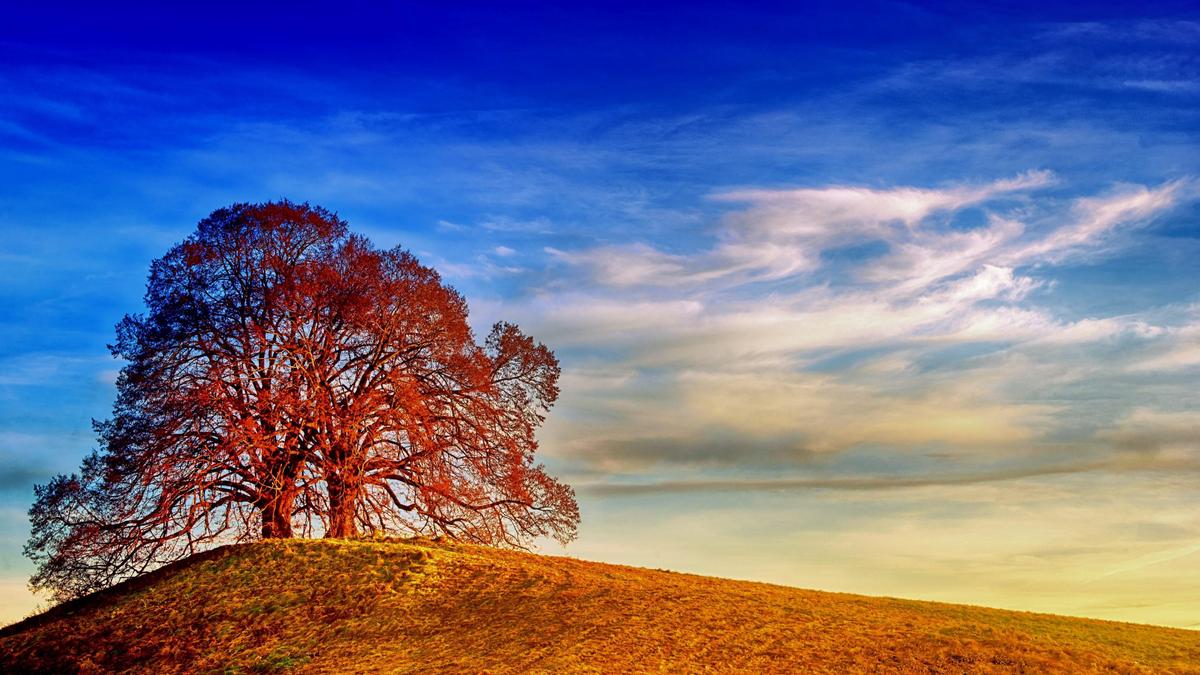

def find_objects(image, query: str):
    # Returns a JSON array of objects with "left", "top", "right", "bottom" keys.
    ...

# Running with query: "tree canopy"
[{"left": 26, "top": 201, "right": 578, "bottom": 602}]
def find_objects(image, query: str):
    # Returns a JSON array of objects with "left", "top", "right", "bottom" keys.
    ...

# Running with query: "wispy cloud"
[
  {"left": 582, "top": 461, "right": 1111, "bottom": 496},
  {"left": 507, "top": 174, "right": 1197, "bottom": 488},
  {"left": 1004, "top": 180, "right": 1193, "bottom": 264},
  {"left": 553, "top": 171, "right": 1056, "bottom": 288}
]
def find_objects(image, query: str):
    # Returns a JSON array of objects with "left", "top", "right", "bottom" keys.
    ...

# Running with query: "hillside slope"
[{"left": 2, "top": 538, "right": 1197, "bottom": 673}]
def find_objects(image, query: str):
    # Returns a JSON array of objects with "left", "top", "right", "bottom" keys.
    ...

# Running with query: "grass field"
[{"left": 2, "top": 537, "right": 1197, "bottom": 673}]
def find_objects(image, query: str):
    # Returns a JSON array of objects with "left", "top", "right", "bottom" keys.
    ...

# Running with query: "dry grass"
[{"left": 1, "top": 537, "right": 1197, "bottom": 673}]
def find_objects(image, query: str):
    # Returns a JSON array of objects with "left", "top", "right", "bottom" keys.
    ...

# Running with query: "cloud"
[
  {"left": 860, "top": 215, "right": 1028, "bottom": 291},
  {"left": 1030, "top": 317, "right": 1161, "bottom": 346},
  {"left": 498, "top": 174, "right": 1199, "bottom": 488},
  {"left": 1121, "top": 79, "right": 1200, "bottom": 93},
  {"left": 546, "top": 244, "right": 695, "bottom": 287},
  {"left": 581, "top": 461, "right": 1108, "bottom": 496},
  {"left": 435, "top": 219, "right": 469, "bottom": 232},
  {"left": 1047, "top": 19, "right": 1200, "bottom": 46},
  {"left": 712, "top": 169, "right": 1052, "bottom": 231},
  {"left": 1087, "top": 542, "right": 1200, "bottom": 585},
  {"left": 523, "top": 278, "right": 1145, "bottom": 373},
  {"left": 678, "top": 369, "right": 1056, "bottom": 454},
  {"left": 552, "top": 171, "right": 1056, "bottom": 289},
  {"left": 1099, "top": 408, "right": 1200, "bottom": 456},
  {"left": 1002, "top": 180, "right": 1192, "bottom": 264},
  {"left": 873, "top": 20, "right": 1200, "bottom": 103},
  {"left": 566, "top": 402, "right": 1200, "bottom": 493},
  {"left": 0, "top": 446, "right": 62, "bottom": 494},
  {"left": 1125, "top": 321, "right": 1200, "bottom": 372},
  {"left": 0, "top": 464, "right": 50, "bottom": 493},
  {"left": 546, "top": 176, "right": 1186, "bottom": 330},
  {"left": 863, "top": 180, "right": 1188, "bottom": 297}
]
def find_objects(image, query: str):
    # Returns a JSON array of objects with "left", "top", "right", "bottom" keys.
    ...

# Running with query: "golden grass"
[{"left": 2, "top": 537, "right": 1197, "bottom": 673}]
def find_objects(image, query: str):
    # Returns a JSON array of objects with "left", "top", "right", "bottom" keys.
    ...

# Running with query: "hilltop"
[{"left": 2, "top": 538, "right": 1197, "bottom": 673}]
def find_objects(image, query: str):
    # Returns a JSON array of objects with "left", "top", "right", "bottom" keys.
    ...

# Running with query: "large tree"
[{"left": 26, "top": 201, "right": 578, "bottom": 602}]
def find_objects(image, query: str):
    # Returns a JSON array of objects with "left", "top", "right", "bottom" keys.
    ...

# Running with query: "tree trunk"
[
  {"left": 260, "top": 491, "right": 294, "bottom": 539},
  {"left": 325, "top": 472, "right": 359, "bottom": 539}
]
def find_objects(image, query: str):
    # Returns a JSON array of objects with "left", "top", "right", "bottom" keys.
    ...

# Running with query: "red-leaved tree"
[{"left": 25, "top": 201, "right": 578, "bottom": 602}]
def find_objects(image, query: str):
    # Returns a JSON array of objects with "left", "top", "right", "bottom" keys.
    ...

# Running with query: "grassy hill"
[{"left": 2, "top": 538, "right": 1198, "bottom": 673}]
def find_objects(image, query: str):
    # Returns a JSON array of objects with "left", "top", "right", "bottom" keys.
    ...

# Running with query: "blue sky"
[{"left": 2, "top": 2, "right": 1198, "bottom": 626}]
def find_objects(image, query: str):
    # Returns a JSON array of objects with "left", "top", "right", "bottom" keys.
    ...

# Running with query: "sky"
[{"left": 1, "top": 1, "right": 1198, "bottom": 627}]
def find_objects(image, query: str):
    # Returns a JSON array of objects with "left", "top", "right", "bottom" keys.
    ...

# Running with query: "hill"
[{"left": 1, "top": 538, "right": 1197, "bottom": 673}]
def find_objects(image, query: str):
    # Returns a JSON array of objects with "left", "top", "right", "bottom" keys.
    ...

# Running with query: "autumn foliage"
[{"left": 25, "top": 201, "right": 578, "bottom": 602}]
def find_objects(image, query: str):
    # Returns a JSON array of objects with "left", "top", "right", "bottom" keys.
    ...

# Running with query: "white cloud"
[
  {"left": 546, "top": 244, "right": 693, "bottom": 287},
  {"left": 712, "top": 169, "right": 1053, "bottom": 232},
  {"left": 1129, "top": 345, "right": 1200, "bottom": 372},
  {"left": 490, "top": 175, "right": 1197, "bottom": 484},
  {"left": 928, "top": 265, "right": 1040, "bottom": 305},
  {"left": 1032, "top": 317, "right": 1162, "bottom": 346},
  {"left": 861, "top": 215, "right": 1026, "bottom": 291},
  {"left": 554, "top": 171, "right": 1057, "bottom": 289},
  {"left": 1001, "top": 180, "right": 1191, "bottom": 265},
  {"left": 1120, "top": 319, "right": 1200, "bottom": 372}
]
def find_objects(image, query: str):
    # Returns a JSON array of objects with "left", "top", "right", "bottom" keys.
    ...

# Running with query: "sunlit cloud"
[
  {"left": 510, "top": 175, "right": 1197, "bottom": 497},
  {"left": 1005, "top": 180, "right": 1192, "bottom": 264},
  {"left": 1126, "top": 321, "right": 1200, "bottom": 371},
  {"left": 554, "top": 171, "right": 1056, "bottom": 288}
]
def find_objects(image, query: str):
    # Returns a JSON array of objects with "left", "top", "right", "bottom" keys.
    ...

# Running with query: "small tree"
[{"left": 26, "top": 201, "right": 578, "bottom": 602}]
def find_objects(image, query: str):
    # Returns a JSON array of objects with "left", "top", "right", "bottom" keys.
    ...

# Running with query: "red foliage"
[{"left": 26, "top": 201, "right": 578, "bottom": 601}]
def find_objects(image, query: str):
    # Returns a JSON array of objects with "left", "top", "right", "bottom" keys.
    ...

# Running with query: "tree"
[{"left": 26, "top": 201, "right": 578, "bottom": 602}]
